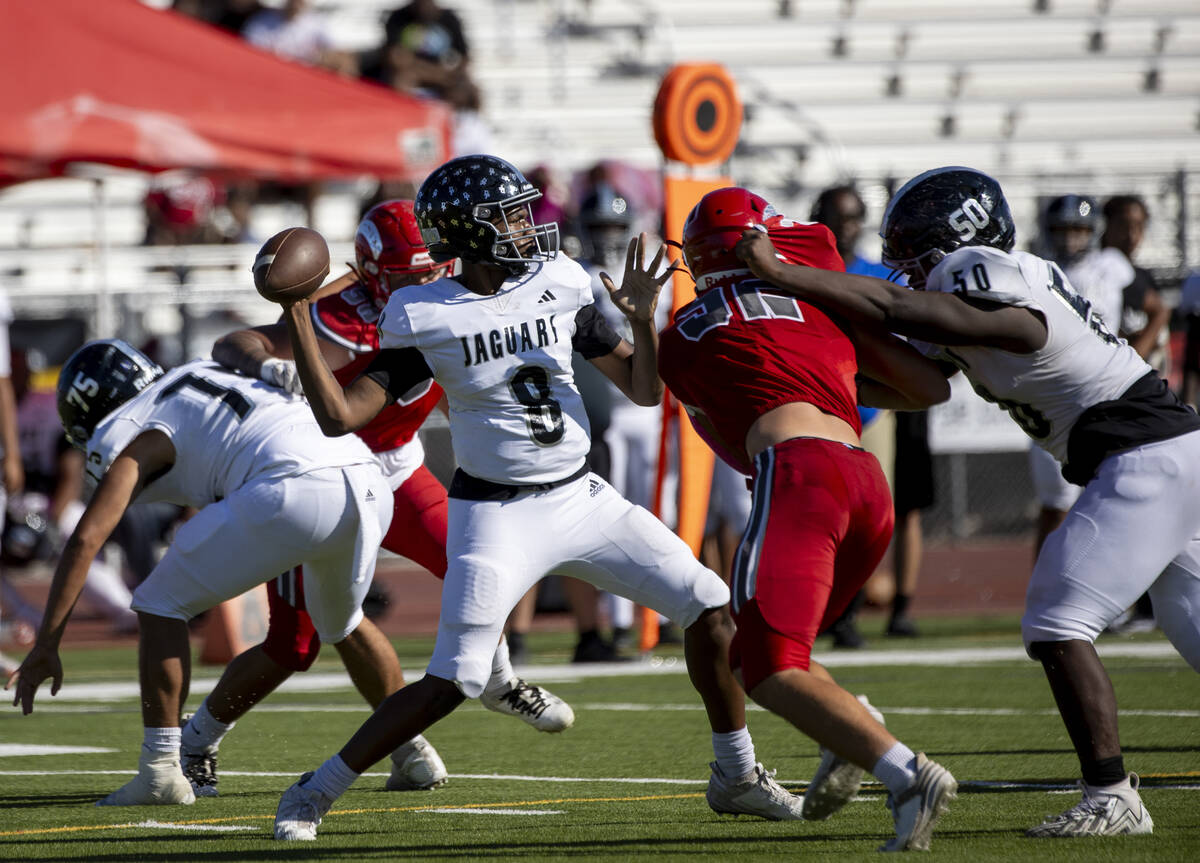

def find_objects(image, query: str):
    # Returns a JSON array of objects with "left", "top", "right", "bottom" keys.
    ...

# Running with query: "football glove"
[{"left": 259, "top": 358, "right": 304, "bottom": 395}]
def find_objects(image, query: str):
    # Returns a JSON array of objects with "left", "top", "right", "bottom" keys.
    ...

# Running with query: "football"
[{"left": 252, "top": 227, "right": 330, "bottom": 303}]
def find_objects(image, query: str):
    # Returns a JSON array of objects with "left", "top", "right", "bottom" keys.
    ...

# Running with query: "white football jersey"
[
  {"left": 1062, "top": 247, "right": 1133, "bottom": 333},
  {"left": 913, "top": 246, "right": 1151, "bottom": 461},
  {"left": 378, "top": 256, "right": 596, "bottom": 484},
  {"left": 86, "top": 361, "right": 375, "bottom": 507}
]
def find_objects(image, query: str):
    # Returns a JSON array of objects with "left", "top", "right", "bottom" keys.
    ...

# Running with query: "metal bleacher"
[{"left": 2, "top": 0, "right": 1198, "bottom": 344}]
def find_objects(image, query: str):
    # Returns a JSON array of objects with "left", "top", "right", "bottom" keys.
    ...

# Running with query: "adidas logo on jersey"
[
  {"left": 537, "top": 289, "right": 557, "bottom": 304},
  {"left": 588, "top": 478, "right": 604, "bottom": 497},
  {"left": 365, "top": 489, "right": 376, "bottom": 502}
]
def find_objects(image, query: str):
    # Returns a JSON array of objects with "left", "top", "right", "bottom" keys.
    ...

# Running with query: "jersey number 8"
[{"left": 510, "top": 365, "right": 564, "bottom": 445}]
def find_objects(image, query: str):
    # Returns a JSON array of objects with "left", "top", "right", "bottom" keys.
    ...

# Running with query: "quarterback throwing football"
[{"left": 269, "top": 155, "right": 805, "bottom": 840}]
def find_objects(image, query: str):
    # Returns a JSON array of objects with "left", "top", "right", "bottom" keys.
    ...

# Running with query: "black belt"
[
  {"left": 1064, "top": 371, "right": 1200, "bottom": 485},
  {"left": 448, "top": 463, "right": 590, "bottom": 501}
]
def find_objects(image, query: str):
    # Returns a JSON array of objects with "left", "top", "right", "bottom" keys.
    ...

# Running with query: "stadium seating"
[{"left": 2, "top": 0, "right": 1198, "bottom": 335}]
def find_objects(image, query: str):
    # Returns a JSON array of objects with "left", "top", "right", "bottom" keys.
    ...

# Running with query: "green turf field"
[{"left": 2, "top": 619, "right": 1197, "bottom": 861}]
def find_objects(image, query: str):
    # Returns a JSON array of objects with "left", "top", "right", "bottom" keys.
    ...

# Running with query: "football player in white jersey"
[
  {"left": 733, "top": 166, "right": 1200, "bottom": 839},
  {"left": 269, "top": 154, "right": 803, "bottom": 841},
  {"left": 1028, "top": 194, "right": 1137, "bottom": 554},
  {"left": 6, "top": 342, "right": 394, "bottom": 807}
]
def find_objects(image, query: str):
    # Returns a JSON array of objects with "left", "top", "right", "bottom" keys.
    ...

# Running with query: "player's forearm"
[
  {"left": 756, "top": 257, "right": 903, "bottom": 326},
  {"left": 212, "top": 329, "right": 278, "bottom": 378},
  {"left": 282, "top": 302, "right": 358, "bottom": 435},
  {"left": 35, "top": 458, "right": 137, "bottom": 646},
  {"left": 626, "top": 318, "right": 665, "bottom": 406},
  {"left": 857, "top": 377, "right": 935, "bottom": 411},
  {"left": 34, "top": 531, "right": 103, "bottom": 647}
]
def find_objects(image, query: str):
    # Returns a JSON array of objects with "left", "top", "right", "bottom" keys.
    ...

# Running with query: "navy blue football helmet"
[
  {"left": 57, "top": 340, "right": 163, "bottom": 448},
  {"left": 414, "top": 155, "right": 559, "bottom": 275},
  {"left": 880, "top": 166, "right": 1015, "bottom": 286}
]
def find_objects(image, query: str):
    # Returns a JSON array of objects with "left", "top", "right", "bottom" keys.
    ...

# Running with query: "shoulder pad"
[
  {"left": 311, "top": 284, "right": 381, "bottom": 352},
  {"left": 925, "top": 246, "right": 1040, "bottom": 310},
  {"left": 376, "top": 295, "right": 415, "bottom": 350}
]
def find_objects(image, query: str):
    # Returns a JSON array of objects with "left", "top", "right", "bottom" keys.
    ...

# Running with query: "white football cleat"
[
  {"left": 480, "top": 678, "right": 574, "bottom": 732},
  {"left": 1026, "top": 773, "right": 1153, "bottom": 838},
  {"left": 386, "top": 736, "right": 448, "bottom": 791},
  {"left": 879, "top": 752, "right": 957, "bottom": 852},
  {"left": 96, "top": 748, "right": 196, "bottom": 806},
  {"left": 274, "top": 772, "right": 335, "bottom": 841},
  {"left": 803, "top": 694, "right": 885, "bottom": 821},
  {"left": 706, "top": 761, "right": 804, "bottom": 821}
]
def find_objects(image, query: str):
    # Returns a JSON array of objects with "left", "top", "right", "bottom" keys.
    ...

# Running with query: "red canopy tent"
[{"left": 0, "top": 0, "right": 451, "bottom": 185}]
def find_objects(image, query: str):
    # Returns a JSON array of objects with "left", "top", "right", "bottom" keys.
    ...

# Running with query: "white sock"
[
  {"left": 143, "top": 726, "right": 182, "bottom": 755},
  {"left": 712, "top": 727, "right": 757, "bottom": 779},
  {"left": 303, "top": 754, "right": 360, "bottom": 800},
  {"left": 181, "top": 699, "right": 233, "bottom": 754},
  {"left": 873, "top": 742, "right": 918, "bottom": 797},
  {"left": 484, "top": 638, "right": 517, "bottom": 696}
]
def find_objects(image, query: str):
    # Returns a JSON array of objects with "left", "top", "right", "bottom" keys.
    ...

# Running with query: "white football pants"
[
  {"left": 428, "top": 472, "right": 729, "bottom": 697},
  {"left": 132, "top": 463, "right": 391, "bottom": 644},
  {"left": 1023, "top": 430, "right": 1200, "bottom": 671}
]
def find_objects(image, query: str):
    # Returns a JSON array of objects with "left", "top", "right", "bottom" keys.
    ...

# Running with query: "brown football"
[{"left": 252, "top": 227, "right": 330, "bottom": 303}]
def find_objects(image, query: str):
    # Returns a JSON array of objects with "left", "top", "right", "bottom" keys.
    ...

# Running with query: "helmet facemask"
[{"left": 473, "top": 188, "right": 559, "bottom": 272}]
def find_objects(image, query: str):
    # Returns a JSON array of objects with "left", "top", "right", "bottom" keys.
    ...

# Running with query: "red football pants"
[{"left": 728, "top": 437, "right": 893, "bottom": 692}]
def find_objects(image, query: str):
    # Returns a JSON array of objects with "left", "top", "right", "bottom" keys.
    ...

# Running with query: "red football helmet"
[
  {"left": 354, "top": 200, "right": 452, "bottom": 302},
  {"left": 682, "top": 187, "right": 779, "bottom": 290},
  {"left": 682, "top": 187, "right": 844, "bottom": 291}
]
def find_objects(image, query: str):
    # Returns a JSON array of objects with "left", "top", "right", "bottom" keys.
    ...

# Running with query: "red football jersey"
[
  {"left": 659, "top": 224, "right": 860, "bottom": 473},
  {"left": 311, "top": 281, "right": 442, "bottom": 453}
]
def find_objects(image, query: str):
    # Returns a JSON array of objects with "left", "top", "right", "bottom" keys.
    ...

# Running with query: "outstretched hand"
[
  {"left": 599, "top": 233, "right": 679, "bottom": 324},
  {"left": 5, "top": 643, "right": 63, "bottom": 715},
  {"left": 734, "top": 226, "right": 781, "bottom": 280}
]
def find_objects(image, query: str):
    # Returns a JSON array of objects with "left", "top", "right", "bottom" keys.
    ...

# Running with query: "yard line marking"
[
  {"left": 0, "top": 769, "right": 703, "bottom": 784},
  {"left": 0, "top": 794, "right": 704, "bottom": 837},
  {"left": 133, "top": 820, "right": 257, "bottom": 832},
  {"left": 0, "top": 744, "right": 117, "bottom": 757},
  {"left": 32, "top": 642, "right": 1183, "bottom": 701},
  {"left": 416, "top": 808, "right": 564, "bottom": 815}
]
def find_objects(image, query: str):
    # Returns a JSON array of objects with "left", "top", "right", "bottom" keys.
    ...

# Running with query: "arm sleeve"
[
  {"left": 572, "top": 304, "right": 622, "bottom": 359},
  {"left": 363, "top": 348, "right": 435, "bottom": 405}
]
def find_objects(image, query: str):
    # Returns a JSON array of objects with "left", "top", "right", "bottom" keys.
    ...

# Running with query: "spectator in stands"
[
  {"left": 143, "top": 173, "right": 223, "bottom": 248},
  {"left": 243, "top": 0, "right": 355, "bottom": 76},
  {"left": 171, "top": 0, "right": 265, "bottom": 35},
  {"left": 1182, "top": 269, "right": 1200, "bottom": 409},
  {"left": 1029, "top": 195, "right": 1134, "bottom": 556},
  {"left": 378, "top": 0, "right": 470, "bottom": 100},
  {"left": 446, "top": 77, "right": 496, "bottom": 158}
]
